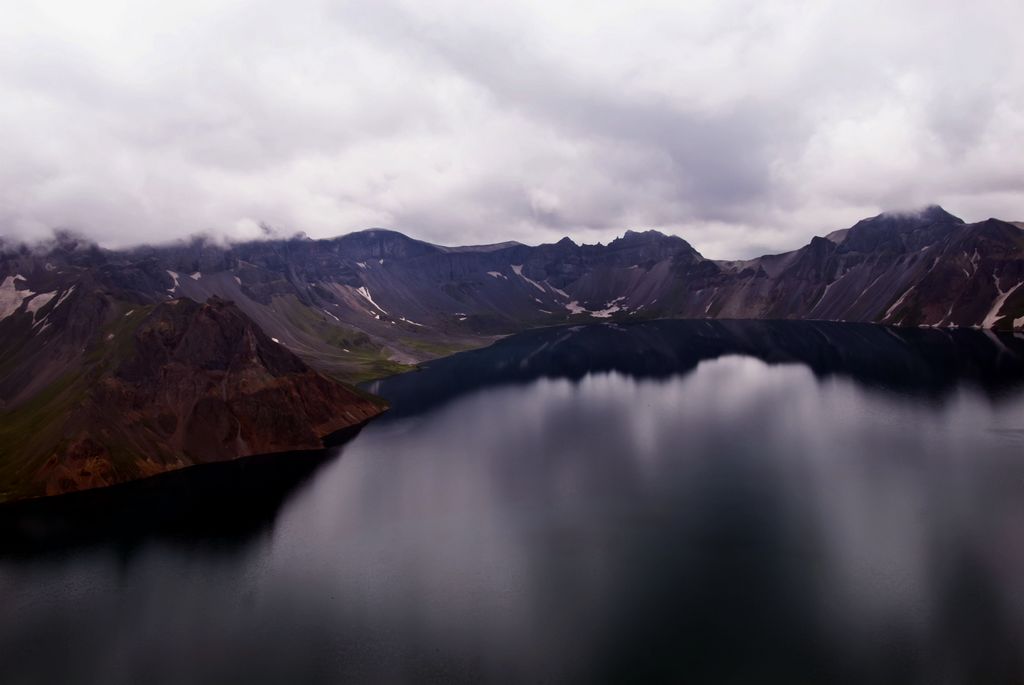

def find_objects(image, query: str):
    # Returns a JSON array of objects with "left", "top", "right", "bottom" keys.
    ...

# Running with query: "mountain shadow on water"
[
  {"left": 0, "top": 423, "right": 368, "bottom": 557},
  {"left": 367, "top": 319, "right": 1024, "bottom": 418}
]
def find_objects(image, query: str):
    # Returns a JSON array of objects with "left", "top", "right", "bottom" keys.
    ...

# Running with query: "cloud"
[{"left": 1, "top": 0, "right": 1022, "bottom": 258}]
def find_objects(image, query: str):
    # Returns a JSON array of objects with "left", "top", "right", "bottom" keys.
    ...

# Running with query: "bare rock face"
[
  {"left": 1, "top": 296, "right": 383, "bottom": 502},
  {"left": 113, "top": 297, "right": 380, "bottom": 455}
]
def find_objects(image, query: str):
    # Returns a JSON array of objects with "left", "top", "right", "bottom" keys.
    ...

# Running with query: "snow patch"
[
  {"left": 356, "top": 262, "right": 368, "bottom": 269},
  {"left": 704, "top": 288, "right": 720, "bottom": 314},
  {"left": 511, "top": 264, "right": 546, "bottom": 292},
  {"left": 937, "top": 302, "right": 955, "bottom": 328},
  {"left": 53, "top": 286, "right": 76, "bottom": 311},
  {"left": 487, "top": 271, "right": 507, "bottom": 280},
  {"left": 271, "top": 337, "right": 281, "bottom": 344},
  {"left": 166, "top": 270, "right": 181, "bottom": 293},
  {"left": 234, "top": 276, "right": 242, "bottom": 286},
  {"left": 884, "top": 286, "right": 914, "bottom": 322},
  {"left": 546, "top": 283, "right": 570, "bottom": 299},
  {"left": 848, "top": 273, "right": 885, "bottom": 311},
  {"left": 355, "top": 286, "right": 388, "bottom": 314},
  {"left": 982, "top": 275, "right": 1023, "bottom": 328},
  {"left": 565, "top": 296, "right": 625, "bottom": 318},
  {"left": 589, "top": 297, "right": 625, "bottom": 319},
  {"left": 26, "top": 291, "right": 56, "bottom": 317},
  {"left": 811, "top": 280, "right": 837, "bottom": 312},
  {"left": 189, "top": 271, "right": 202, "bottom": 280},
  {"left": 0, "top": 275, "right": 33, "bottom": 320},
  {"left": 399, "top": 316, "right": 425, "bottom": 327}
]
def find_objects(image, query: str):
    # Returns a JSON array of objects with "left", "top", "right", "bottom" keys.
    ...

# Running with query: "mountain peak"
[
  {"left": 621, "top": 229, "right": 666, "bottom": 239},
  {"left": 335, "top": 228, "right": 440, "bottom": 259},
  {"left": 613, "top": 229, "right": 680, "bottom": 248},
  {"left": 841, "top": 205, "right": 965, "bottom": 253},
  {"left": 879, "top": 204, "right": 963, "bottom": 224},
  {"left": 613, "top": 229, "right": 697, "bottom": 251}
]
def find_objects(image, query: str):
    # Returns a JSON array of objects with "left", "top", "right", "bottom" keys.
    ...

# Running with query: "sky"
[{"left": 2, "top": 0, "right": 1023, "bottom": 259}]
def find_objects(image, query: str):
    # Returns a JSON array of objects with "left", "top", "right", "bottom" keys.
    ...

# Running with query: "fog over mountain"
[{"left": 3, "top": 1, "right": 1023, "bottom": 258}]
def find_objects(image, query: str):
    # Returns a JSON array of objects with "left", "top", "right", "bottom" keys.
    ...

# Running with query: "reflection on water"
[
  {"left": 3, "top": 321, "right": 1024, "bottom": 684},
  {"left": 368, "top": 319, "right": 1024, "bottom": 415}
]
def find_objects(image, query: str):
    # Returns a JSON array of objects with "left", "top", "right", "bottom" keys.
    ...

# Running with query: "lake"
[{"left": 3, "top": 320, "right": 1024, "bottom": 684}]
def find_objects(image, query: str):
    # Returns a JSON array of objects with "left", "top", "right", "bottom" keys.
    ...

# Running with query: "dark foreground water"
[{"left": 4, "top": 320, "right": 1024, "bottom": 684}]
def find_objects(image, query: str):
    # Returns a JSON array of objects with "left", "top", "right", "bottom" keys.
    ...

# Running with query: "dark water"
[{"left": 4, "top": 320, "right": 1024, "bottom": 684}]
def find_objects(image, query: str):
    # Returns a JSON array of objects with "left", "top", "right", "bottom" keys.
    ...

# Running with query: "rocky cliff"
[{"left": 0, "top": 294, "right": 381, "bottom": 502}]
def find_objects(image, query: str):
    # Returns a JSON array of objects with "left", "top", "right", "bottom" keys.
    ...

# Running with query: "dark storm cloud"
[
  {"left": 1, "top": 0, "right": 1022, "bottom": 258},
  {"left": 341, "top": 0, "right": 787, "bottom": 218}
]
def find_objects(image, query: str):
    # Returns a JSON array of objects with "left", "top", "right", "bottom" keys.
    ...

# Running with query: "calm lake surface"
[{"left": 4, "top": 320, "right": 1024, "bottom": 684}]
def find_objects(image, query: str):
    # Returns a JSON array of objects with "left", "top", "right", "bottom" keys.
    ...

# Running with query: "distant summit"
[{"left": 879, "top": 204, "right": 963, "bottom": 223}]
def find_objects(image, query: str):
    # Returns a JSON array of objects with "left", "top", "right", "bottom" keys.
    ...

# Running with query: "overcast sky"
[{"left": 2, "top": 0, "right": 1023, "bottom": 258}]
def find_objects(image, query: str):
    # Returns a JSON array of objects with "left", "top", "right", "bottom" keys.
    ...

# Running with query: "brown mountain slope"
[{"left": 0, "top": 296, "right": 382, "bottom": 502}]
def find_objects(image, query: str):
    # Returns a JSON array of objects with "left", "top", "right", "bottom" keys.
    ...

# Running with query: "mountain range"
[{"left": 2, "top": 205, "right": 1023, "bottom": 501}]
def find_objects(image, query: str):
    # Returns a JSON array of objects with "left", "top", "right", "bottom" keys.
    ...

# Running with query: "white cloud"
[{"left": 1, "top": 0, "right": 1022, "bottom": 258}]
